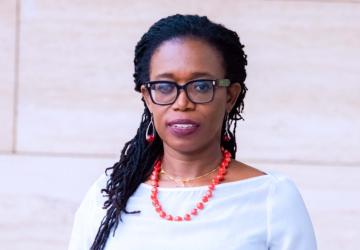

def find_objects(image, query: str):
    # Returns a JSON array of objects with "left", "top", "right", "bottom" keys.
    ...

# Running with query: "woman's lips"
[{"left": 167, "top": 119, "right": 200, "bottom": 137}]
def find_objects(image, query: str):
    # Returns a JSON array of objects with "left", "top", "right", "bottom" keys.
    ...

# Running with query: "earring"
[
  {"left": 222, "top": 112, "right": 231, "bottom": 142},
  {"left": 146, "top": 115, "right": 155, "bottom": 142}
]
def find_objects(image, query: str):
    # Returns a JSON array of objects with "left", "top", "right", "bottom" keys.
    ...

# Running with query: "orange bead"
[
  {"left": 206, "top": 190, "right": 212, "bottom": 198},
  {"left": 151, "top": 193, "right": 157, "bottom": 200},
  {"left": 212, "top": 178, "right": 219, "bottom": 185},
  {"left": 154, "top": 165, "right": 161, "bottom": 171},
  {"left": 217, "top": 174, "right": 224, "bottom": 181},
  {"left": 221, "top": 161, "right": 228, "bottom": 168},
  {"left": 151, "top": 187, "right": 158, "bottom": 194},
  {"left": 184, "top": 214, "right": 191, "bottom": 221},
  {"left": 174, "top": 216, "right": 182, "bottom": 221},
  {"left": 152, "top": 200, "right": 159, "bottom": 206},
  {"left": 219, "top": 167, "right": 226, "bottom": 175},
  {"left": 202, "top": 196, "right": 208, "bottom": 203},
  {"left": 191, "top": 209, "right": 197, "bottom": 215},
  {"left": 159, "top": 211, "right": 166, "bottom": 218},
  {"left": 197, "top": 202, "right": 204, "bottom": 210},
  {"left": 151, "top": 175, "right": 158, "bottom": 181},
  {"left": 155, "top": 205, "right": 162, "bottom": 212},
  {"left": 166, "top": 215, "right": 173, "bottom": 221},
  {"left": 151, "top": 181, "right": 158, "bottom": 187},
  {"left": 208, "top": 184, "right": 215, "bottom": 190}
]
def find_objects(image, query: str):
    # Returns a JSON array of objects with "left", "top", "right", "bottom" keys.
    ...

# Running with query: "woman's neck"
[{"left": 161, "top": 143, "right": 224, "bottom": 180}]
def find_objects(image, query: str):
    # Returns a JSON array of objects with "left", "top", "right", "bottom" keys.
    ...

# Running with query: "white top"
[{"left": 69, "top": 170, "right": 317, "bottom": 250}]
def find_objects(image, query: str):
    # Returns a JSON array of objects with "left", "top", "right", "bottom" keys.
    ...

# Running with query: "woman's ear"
[
  {"left": 226, "top": 83, "right": 241, "bottom": 112},
  {"left": 141, "top": 85, "right": 153, "bottom": 113}
]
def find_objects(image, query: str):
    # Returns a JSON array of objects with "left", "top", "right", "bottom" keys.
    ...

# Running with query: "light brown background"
[{"left": 0, "top": 0, "right": 359, "bottom": 249}]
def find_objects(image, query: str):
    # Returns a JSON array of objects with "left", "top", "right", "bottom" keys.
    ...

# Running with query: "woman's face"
[{"left": 141, "top": 38, "right": 240, "bottom": 153}]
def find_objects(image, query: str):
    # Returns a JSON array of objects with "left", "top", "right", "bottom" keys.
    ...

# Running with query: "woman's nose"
[{"left": 172, "top": 90, "right": 195, "bottom": 111}]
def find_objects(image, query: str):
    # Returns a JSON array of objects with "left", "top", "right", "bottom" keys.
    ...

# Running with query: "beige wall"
[
  {"left": 0, "top": 0, "right": 359, "bottom": 249},
  {"left": 0, "top": 0, "right": 15, "bottom": 152}
]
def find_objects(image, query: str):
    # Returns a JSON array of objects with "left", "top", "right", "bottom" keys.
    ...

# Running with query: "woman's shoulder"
[
  {"left": 229, "top": 160, "right": 294, "bottom": 184},
  {"left": 223, "top": 160, "right": 265, "bottom": 183},
  {"left": 264, "top": 170, "right": 295, "bottom": 186},
  {"left": 69, "top": 172, "right": 111, "bottom": 250},
  {"left": 78, "top": 172, "right": 111, "bottom": 208},
  {"left": 223, "top": 162, "right": 316, "bottom": 248},
  {"left": 257, "top": 169, "right": 306, "bottom": 209},
  {"left": 94, "top": 172, "right": 111, "bottom": 188},
  {"left": 257, "top": 169, "right": 317, "bottom": 248},
  {"left": 228, "top": 160, "right": 301, "bottom": 199}
]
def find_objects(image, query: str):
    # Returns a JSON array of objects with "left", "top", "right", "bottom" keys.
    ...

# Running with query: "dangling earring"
[
  {"left": 146, "top": 114, "right": 155, "bottom": 142},
  {"left": 222, "top": 112, "right": 231, "bottom": 142}
]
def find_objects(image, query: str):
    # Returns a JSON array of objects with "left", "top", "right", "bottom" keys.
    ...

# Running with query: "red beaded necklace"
[{"left": 150, "top": 147, "right": 232, "bottom": 221}]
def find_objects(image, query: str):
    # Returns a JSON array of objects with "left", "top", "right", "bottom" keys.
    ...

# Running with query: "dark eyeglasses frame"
[{"left": 144, "top": 79, "right": 230, "bottom": 105}]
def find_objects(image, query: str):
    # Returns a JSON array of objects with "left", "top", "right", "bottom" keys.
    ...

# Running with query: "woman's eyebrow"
[
  {"left": 154, "top": 72, "right": 214, "bottom": 79},
  {"left": 154, "top": 73, "right": 174, "bottom": 79}
]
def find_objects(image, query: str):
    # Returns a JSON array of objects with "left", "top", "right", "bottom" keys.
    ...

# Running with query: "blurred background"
[{"left": 0, "top": 0, "right": 359, "bottom": 249}]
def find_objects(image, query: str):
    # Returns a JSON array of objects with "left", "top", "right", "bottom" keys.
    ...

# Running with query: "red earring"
[
  {"left": 146, "top": 115, "right": 155, "bottom": 142},
  {"left": 222, "top": 112, "right": 231, "bottom": 142}
]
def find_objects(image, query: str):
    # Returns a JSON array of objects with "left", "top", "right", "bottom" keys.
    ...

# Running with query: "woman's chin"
[{"left": 163, "top": 137, "right": 216, "bottom": 155}]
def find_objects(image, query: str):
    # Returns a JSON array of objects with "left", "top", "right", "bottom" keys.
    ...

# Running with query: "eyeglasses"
[{"left": 144, "top": 79, "right": 230, "bottom": 105}]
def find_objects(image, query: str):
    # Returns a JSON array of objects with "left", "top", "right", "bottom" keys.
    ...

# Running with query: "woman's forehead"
[{"left": 149, "top": 38, "right": 225, "bottom": 81}]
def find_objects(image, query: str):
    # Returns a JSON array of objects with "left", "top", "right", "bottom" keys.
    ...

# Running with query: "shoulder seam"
[{"left": 265, "top": 171, "right": 292, "bottom": 184}]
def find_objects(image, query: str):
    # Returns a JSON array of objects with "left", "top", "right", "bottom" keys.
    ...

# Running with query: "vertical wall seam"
[{"left": 12, "top": 0, "right": 21, "bottom": 154}]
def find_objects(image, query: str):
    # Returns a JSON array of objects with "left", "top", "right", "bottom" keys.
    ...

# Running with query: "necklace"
[
  {"left": 150, "top": 147, "right": 231, "bottom": 221},
  {"left": 160, "top": 165, "right": 221, "bottom": 187}
]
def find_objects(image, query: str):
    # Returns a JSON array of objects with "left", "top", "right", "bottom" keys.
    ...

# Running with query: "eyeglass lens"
[{"left": 150, "top": 80, "right": 214, "bottom": 104}]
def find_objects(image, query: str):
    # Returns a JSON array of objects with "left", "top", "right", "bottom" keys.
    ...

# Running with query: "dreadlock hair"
[{"left": 90, "top": 14, "right": 248, "bottom": 250}]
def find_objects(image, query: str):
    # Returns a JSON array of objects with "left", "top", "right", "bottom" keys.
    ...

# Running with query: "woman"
[{"left": 69, "top": 14, "right": 317, "bottom": 250}]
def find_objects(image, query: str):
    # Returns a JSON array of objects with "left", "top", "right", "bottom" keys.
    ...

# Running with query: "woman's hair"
[{"left": 90, "top": 14, "right": 248, "bottom": 250}]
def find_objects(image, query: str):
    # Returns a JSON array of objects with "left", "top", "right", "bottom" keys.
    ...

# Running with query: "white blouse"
[{"left": 69, "top": 169, "right": 317, "bottom": 250}]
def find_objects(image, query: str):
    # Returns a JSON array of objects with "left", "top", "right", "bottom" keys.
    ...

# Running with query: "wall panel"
[
  {"left": 0, "top": 154, "right": 113, "bottom": 250},
  {"left": 230, "top": 2, "right": 360, "bottom": 165},
  {"left": 16, "top": 0, "right": 360, "bottom": 165},
  {"left": 0, "top": 0, "right": 16, "bottom": 152}
]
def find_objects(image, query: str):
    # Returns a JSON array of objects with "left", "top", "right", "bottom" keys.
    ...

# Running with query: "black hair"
[{"left": 90, "top": 14, "right": 247, "bottom": 250}]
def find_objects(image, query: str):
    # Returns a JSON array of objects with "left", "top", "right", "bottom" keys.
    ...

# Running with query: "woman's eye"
[
  {"left": 157, "top": 83, "right": 174, "bottom": 93},
  {"left": 193, "top": 82, "right": 211, "bottom": 93}
]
